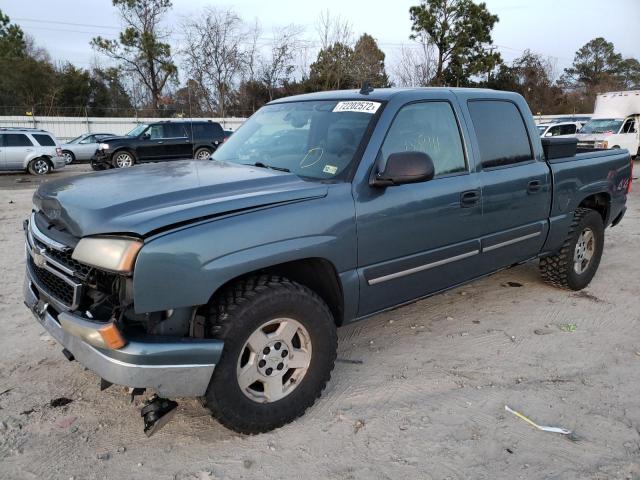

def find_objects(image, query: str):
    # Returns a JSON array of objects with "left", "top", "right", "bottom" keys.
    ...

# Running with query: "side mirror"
[
  {"left": 371, "top": 151, "right": 435, "bottom": 187},
  {"left": 544, "top": 132, "right": 553, "bottom": 137},
  {"left": 141, "top": 133, "right": 150, "bottom": 140}
]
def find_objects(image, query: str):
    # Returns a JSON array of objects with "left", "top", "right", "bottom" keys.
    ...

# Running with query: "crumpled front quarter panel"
[{"left": 132, "top": 183, "right": 357, "bottom": 314}]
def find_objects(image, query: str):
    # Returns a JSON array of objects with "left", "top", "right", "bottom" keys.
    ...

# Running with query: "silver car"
[
  {"left": 0, "top": 127, "right": 66, "bottom": 175},
  {"left": 60, "top": 133, "right": 116, "bottom": 164}
]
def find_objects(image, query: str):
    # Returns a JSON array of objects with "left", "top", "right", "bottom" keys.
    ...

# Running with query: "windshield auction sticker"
[{"left": 333, "top": 101, "right": 381, "bottom": 114}]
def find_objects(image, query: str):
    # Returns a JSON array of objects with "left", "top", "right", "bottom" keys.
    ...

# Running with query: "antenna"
[{"left": 359, "top": 81, "right": 374, "bottom": 95}]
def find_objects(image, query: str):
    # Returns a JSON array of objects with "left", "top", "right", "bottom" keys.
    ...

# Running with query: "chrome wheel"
[
  {"left": 195, "top": 148, "right": 211, "bottom": 160},
  {"left": 62, "top": 151, "right": 74, "bottom": 164},
  {"left": 114, "top": 152, "right": 133, "bottom": 168},
  {"left": 573, "top": 227, "right": 595, "bottom": 274},
  {"left": 31, "top": 158, "right": 50, "bottom": 175},
  {"left": 236, "top": 317, "right": 312, "bottom": 403}
]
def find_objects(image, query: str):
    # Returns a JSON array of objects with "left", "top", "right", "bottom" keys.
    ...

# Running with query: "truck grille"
[
  {"left": 577, "top": 140, "right": 595, "bottom": 149},
  {"left": 25, "top": 213, "right": 85, "bottom": 310},
  {"left": 28, "top": 256, "right": 77, "bottom": 307}
]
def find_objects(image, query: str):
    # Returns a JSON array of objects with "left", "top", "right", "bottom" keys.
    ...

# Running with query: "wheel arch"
[
  {"left": 578, "top": 192, "right": 611, "bottom": 225},
  {"left": 207, "top": 257, "right": 345, "bottom": 326},
  {"left": 111, "top": 147, "right": 137, "bottom": 163}
]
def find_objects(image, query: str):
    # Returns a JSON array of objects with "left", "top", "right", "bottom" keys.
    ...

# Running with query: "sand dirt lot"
[{"left": 1, "top": 163, "right": 639, "bottom": 480}]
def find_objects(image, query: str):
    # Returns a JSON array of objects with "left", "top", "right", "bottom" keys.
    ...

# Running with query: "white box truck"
[{"left": 576, "top": 90, "right": 640, "bottom": 157}]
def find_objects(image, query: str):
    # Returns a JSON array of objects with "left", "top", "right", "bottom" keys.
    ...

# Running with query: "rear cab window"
[
  {"left": 32, "top": 134, "right": 57, "bottom": 146},
  {"left": 467, "top": 100, "right": 533, "bottom": 168}
]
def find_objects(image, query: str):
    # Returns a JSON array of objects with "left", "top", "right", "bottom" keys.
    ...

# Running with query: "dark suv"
[{"left": 91, "top": 120, "right": 226, "bottom": 170}]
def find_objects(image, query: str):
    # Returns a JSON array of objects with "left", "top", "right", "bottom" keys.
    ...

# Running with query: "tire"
[
  {"left": 112, "top": 150, "right": 135, "bottom": 168},
  {"left": 203, "top": 275, "right": 337, "bottom": 434},
  {"left": 62, "top": 150, "right": 75, "bottom": 164},
  {"left": 194, "top": 147, "right": 212, "bottom": 160},
  {"left": 28, "top": 157, "right": 51, "bottom": 175},
  {"left": 539, "top": 208, "right": 604, "bottom": 290}
]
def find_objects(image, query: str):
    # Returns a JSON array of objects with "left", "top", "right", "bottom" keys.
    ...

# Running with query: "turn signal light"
[{"left": 99, "top": 323, "right": 127, "bottom": 349}]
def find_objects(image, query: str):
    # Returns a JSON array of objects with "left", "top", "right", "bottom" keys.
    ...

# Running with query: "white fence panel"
[{"left": 0, "top": 116, "right": 246, "bottom": 141}]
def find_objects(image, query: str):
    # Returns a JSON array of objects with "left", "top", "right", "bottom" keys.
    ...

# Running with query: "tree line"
[{"left": 0, "top": 0, "right": 638, "bottom": 118}]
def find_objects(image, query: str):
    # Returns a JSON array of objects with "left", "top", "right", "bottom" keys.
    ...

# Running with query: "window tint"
[
  {"left": 4, "top": 134, "right": 33, "bottom": 147},
  {"left": 560, "top": 124, "right": 577, "bottom": 135},
  {"left": 468, "top": 100, "right": 533, "bottom": 168},
  {"left": 165, "top": 123, "right": 188, "bottom": 137},
  {"left": 32, "top": 134, "right": 56, "bottom": 146},
  {"left": 191, "top": 122, "right": 223, "bottom": 139},
  {"left": 380, "top": 101, "right": 466, "bottom": 176},
  {"left": 147, "top": 124, "right": 164, "bottom": 139}
]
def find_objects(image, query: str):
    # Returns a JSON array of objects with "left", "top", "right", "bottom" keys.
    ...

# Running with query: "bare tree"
[
  {"left": 182, "top": 8, "right": 245, "bottom": 118},
  {"left": 316, "top": 10, "right": 353, "bottom": 49},
  {"left": 243, "top": 19, "right": 262, "bottom": 82},
  {"left": 261, "top": 25, "right": 303, "bottom": 100},
  {"left": 393, "top": 40, "right": 436, "bottom": 87}
]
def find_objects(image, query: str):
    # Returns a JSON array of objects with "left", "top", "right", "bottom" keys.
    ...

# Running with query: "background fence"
[{"left": 0, "top": 116, "right": 247, "bottom": 142}]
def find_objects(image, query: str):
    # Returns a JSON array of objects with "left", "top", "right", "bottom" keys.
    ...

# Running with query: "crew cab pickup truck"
[{"left": 24, "top": 88, "right": 632, "bottom": 435}]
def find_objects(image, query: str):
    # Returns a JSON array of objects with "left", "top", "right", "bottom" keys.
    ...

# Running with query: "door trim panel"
[{"left": 367, "top": 248, "right": 480, "bottom": 285}]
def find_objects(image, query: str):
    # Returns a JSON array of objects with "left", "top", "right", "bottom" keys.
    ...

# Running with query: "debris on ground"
[
  {"left": 336, "top": 358, "right": 364, "bottom": 365},
  {"left": 502, "top": 282, "right": 523, "bottom": 287},
  {"left": 504, "top": 405, "right": 572, "bottom": 435},
  {"left": 354, "top": 419, "right": 365, "bottom": 433},
  {"left": 50, "top": 397, "right": 73, "bottom": 408},
  {"left": 559, "top": 323, "right": 578, "bottom": 333}
]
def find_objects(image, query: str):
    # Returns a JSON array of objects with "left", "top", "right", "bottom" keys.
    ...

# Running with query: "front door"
[
  {"left": 618, "top": 117, "right": 639, "bottom": 155},
  {"left": 355, "top": 99, "right": 484, "bottom": 316},
  {"left": 136, "top": 124, "right": 167, "bottom": 160}
]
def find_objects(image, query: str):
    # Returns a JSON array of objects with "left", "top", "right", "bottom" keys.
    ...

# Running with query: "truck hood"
[{"left": 33, "top": 160, "right": 328, "bottom": 238}]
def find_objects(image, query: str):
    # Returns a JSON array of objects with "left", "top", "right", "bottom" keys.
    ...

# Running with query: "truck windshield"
[
  {"left": 580, "top": 119, "right": 623, "bottom": 134},
  {"left": 212, "top": 100, "right": 380, "bottom": 181},
  {"left": 126, "top": 124, "right": 149, "bottom": 137}
]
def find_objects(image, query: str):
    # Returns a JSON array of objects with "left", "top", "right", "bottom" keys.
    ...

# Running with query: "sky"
[{"left": 3, "top": 0, "right": 639, "bottom": 80}]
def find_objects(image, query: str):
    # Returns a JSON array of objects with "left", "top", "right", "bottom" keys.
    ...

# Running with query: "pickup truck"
[{"left": 23, "top": 88, "right": 632, "bottom": 435}]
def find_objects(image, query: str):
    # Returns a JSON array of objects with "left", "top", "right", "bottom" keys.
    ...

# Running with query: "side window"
[
  {"left": 380, "top": 101, "right": 467, "bottom": 177},
  {"left": 468, "top": 100, "right": 533, "bottom": 168},
  {"left": 5, "top": 134, "right": 33, "bottom": 147},
  {"left": 147, "top": 125, "right": 164, "bottom": 139},
  {"left": 622, "top": 119, "right": 636, "bottom": 134},
  {"left": 32, "top": 134, "right": 57, "bottom": 146},
  {"left": 560, "top": 124, "right": 577, "bottom": 135},
  {"left": 165, "top": 124, "right": 187, "bottom": 137},
  {"left": 547, "top": 125, "right": 561, "bottom": 136}
]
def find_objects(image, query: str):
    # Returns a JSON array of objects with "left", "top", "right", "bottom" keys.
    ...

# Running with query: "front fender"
[{"left": 132, "top": 185, "right": 357, "bottom": 313}]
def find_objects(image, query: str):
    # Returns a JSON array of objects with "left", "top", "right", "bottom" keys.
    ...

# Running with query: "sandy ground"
[{"left": 1, "top": 162, "right": 639, "bottom": 480}]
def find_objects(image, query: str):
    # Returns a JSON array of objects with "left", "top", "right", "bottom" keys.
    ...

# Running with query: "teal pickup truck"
[{"left": 24, "top": 87, "right": 632, "bottom": 435}]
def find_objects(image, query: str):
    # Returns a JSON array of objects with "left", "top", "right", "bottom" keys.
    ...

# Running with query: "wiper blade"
[{"left": 252, "top": 162, "right": 290, "bottom": 173}]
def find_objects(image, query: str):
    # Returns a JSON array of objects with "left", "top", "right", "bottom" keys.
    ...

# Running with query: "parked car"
[
  {"left": 60, "top": 133, "right": 116, "bottom": 164},
  {"left": 537, "top": 121, "right": 583, "bottom": 137},
  {"left": 24, "top": 88, "right": 632, "bottom": 436},
  {"left": 576, "top": 90, "right": 640, "bottom": 157},
  {"left": 0, "top": 127, "right": 66, "bottom": 175},
  {"left": 90, "top": 120, "right": 226, "bottom": 170}
]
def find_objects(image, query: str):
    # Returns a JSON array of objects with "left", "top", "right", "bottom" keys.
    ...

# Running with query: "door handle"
[
  {"left": 460, "top": 189, "right": 480, "bottom": 208},
  {"left": 156, "top": 141, "right": 164, "bottom": 144},
  {"left": 527, "top": 179, "right": 542, "bottom": 193}
]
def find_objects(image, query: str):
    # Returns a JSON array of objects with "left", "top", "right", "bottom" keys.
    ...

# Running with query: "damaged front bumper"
[{"left": 24, "top": 274, "right": 222, "bottom": 398}]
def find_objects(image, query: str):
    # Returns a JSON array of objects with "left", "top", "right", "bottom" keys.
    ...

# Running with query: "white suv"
[{"left": 0, "top": 128, "right": 67, "bottom": 175}]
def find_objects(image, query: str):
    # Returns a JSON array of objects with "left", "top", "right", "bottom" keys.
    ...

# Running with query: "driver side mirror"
[
  {"left": 141, "top": 133, "right": 150, "bottom": 140},
  {"left": 371, "top": 151, "right": 435, "bottom": 187}
]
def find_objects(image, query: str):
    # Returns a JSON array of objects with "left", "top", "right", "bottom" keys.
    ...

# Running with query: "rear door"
[
  {"left": 0, "top": 135, "right": 5, "bottom": 170},
  {"left": 355, "top": 96, "right": 484, "bottom": 316},
  {"left": 164, "top": 123, "right": 191, "bottom": 158},
  {"left": 464, "top": 98, "right": 551, "bottom": 270}
]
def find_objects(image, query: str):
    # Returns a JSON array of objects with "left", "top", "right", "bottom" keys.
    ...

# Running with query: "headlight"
[
  {"left": 594, "top": 140, "right": 609, "bottom": 149},
  {"left": 98, "top": 143, "right": 110, "bottom": 150},
  {"left": 72, "top": 237, "right": 143, "bottom": 274}
]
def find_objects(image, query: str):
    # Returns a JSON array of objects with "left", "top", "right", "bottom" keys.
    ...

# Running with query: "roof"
[{"left": 268, "top": 87, "right": 503, "bottom": 104}]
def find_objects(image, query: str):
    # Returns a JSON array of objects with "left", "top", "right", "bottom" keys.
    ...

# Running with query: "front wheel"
[
  {"left": 62, "top": 150, "right": 75, "bottom": 164},
  {"left": 539, "top": 207, "right": 604, "bottom": 290},
  {"left": 203, "top": 275, "right": 337, "bottom": 434},
  {"left": 112, "top": 151, "right": 135, "bottom": 168}
]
